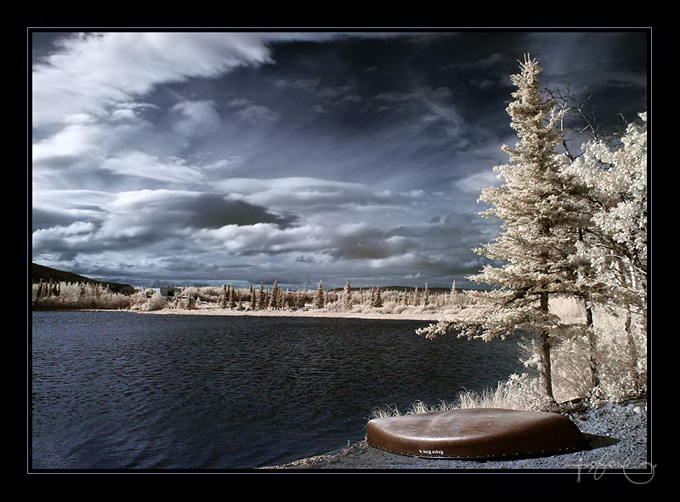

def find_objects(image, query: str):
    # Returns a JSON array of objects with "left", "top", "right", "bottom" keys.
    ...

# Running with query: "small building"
[{"left": 142, "top": 286, "right": 180, "bottom": 298}]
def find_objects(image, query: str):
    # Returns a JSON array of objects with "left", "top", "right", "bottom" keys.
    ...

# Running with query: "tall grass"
[{"left": 368, "top": 373, "right": 550, "bottom": 420}]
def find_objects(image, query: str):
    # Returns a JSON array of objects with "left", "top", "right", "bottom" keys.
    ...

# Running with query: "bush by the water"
[{"left": 32, "top": 281, "right": 132, "bottom": 310}]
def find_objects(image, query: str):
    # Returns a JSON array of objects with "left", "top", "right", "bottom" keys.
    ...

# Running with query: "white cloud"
[
  {"left": 455, "top": 168, "right": 501, "bottom": 194},
  {"left": 32, "top": 112, "right": 158, "bottom": 190},
  {"left": 32, "top": 221, "right": 97, "bottom": 250},
  {"left": 172, "top": 100, "right": 222, "bottom": 137},
  {"left": 217, "top": 176, "right": 422, "bottom": 216},
  {"left": 195, "top": 222, "right": 328, "bottom": 255},
  {"left": 33, "top": 33, "right": 275, "bottom": 125},
  {"left": 100, "top": 151, "right": 205, "bottom": 184},
  {"left": 31, "top": 32, "right": 368, "bottom": 127},
  {"left": 228, "top": 99, "right": 280, "bottom": 126},
  {"left": 32, "top": 189, "right": 112, "bottom": 225},
  {"left": 33, "top": 121, "right": 104, "bottom": 162},
  {"left": 110, "top": 109, "right": 137, "bottom": 121}
]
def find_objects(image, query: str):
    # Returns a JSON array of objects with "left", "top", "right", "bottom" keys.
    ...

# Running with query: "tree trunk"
[
  {"left": 624, "top": 309, "right": 642, "bottom": 395},
  {"left": 539, "top": 292, "right": 556, "bottom": 405},
  {"left": 538, "top": 331, "right": 555, "bottom": 403},
  {"left": 576, "top": 227, "right": 601, "bottom": 397},
  {"left": 584, "top": 296, "right": 600, "bottom": 394}
]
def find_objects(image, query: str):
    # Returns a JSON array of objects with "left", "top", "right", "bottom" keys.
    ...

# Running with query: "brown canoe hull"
[{"left": 366, "top": 408, "right": 589, "bottom": 459}]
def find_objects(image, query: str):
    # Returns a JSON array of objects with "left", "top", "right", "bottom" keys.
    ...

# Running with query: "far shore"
[{"left": 139, "top": 305, "right": 446, "bottom": 322}]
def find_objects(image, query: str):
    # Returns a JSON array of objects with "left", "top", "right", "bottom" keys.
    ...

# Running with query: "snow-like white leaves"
[
  {"left": 564, "top": 113, "right": 647, "bottom": 311},
  {"left": 420, "top": 57, "right": 647, "bottom": 344}
]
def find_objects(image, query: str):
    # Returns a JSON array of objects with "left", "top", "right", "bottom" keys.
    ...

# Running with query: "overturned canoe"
[{"left": 366, "top": 408, "right": 589, "bottom": 459}]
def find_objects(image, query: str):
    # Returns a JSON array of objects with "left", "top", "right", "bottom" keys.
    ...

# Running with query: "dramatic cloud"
[
  {"left": 33, "top": 32, "right": 287, "bottom": 126},
  {"left": 30, "top": 30, "right": 648, "bottom": 288}
]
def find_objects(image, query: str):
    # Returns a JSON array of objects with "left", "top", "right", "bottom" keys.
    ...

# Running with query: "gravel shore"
[{"left": 263, "top": 399, "right": 653, "bottom": 481}]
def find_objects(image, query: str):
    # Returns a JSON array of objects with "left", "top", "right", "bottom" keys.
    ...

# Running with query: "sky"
[{"left": 30, "top": 30, "right": 649, "bottom": 289}]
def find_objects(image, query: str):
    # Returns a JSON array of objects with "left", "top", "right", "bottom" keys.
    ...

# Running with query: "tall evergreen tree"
[
  {"left": 418, "top": 56, "right": 584, "bottom": 405},
  {"left": 219, "top": 284, "right": 228, "bottom": 308},
  {"left": 257, "top": 282, "right": 266, "bottom": 310},
  {"left": 342, "top": 279, "right": 353, "bottom": 310},
  {"left": 271, "top": 280, "right": 282, "bottom": 309},
  {"left": 228, "top": 285, "right": 237, "bottom": 309},
  {"left": 314, "top": 280, "right": 325, "bottom": 309}
]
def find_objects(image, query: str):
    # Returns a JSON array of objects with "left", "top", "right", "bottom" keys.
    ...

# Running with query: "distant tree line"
[
  {"left": 163, "top": 279, "right": 475, "bottom": 314},
  {"left": 32, "top": 280, "right": 132, "bottom": 310},
  {"left": 31, "top": 276, "right": 476, "bottom": 315}
]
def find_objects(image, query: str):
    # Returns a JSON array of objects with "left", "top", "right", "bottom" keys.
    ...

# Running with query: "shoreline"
[
  {"left": 137, "top": 306, "right": 446, "bottom": 322},
  {"left": 262, "top": 399, "right": 651, "bottom": 474}
]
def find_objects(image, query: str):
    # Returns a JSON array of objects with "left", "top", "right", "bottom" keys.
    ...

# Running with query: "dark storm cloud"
[
  {"left": 328, "top": 225, "right": 417, "bottom": 261},
  {"left": 32, "top": 189, "right": 296, "bottom": 258},
  {"left": 140, "top": 191, "right": 297, "bottom": 229}
]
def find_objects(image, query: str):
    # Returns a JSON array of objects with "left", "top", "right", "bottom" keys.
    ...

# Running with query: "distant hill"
[{"left": 31, "top": 263, "right": 136, "bottom": 295}]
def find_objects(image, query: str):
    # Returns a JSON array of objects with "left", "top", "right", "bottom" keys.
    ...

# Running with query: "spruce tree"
[
  {"left": 219, "top": 284, "right": 228, "bottom": 308},
  {"left": 371, "top": 287, "right": 383, "bottom": 308},
  {"left": 228, "top": 285, "right": 236, "bottom": 309},
  {"left": 256, "top": 282, "right": 266, "bottom": 310},
  {"left": 314, "top": 281, "right": 325, "bottom": 309},
  {"left": 418, "top": 56, "right": 583, "bottom": 405},
  {"left": 342, "top": 279, "right": 352, "bottom": 311},
  {"left": 271, "top": 280, "right": 282, "bottom": 309}
]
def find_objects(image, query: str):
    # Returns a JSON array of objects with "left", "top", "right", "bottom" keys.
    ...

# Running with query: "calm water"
[{"left": 31, "top": 311, "right": 525, "bottom": 470}]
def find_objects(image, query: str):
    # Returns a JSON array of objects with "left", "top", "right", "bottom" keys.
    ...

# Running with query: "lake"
[{"left": 31, "top": 311, "right": 526, "bottom": 470}]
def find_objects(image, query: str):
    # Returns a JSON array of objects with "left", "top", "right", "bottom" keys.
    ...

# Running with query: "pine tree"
[
  {"left": 271, "top": 280, "right": 282, "bottom": 309},
  {"left": 227, "top": 285, "right": 236, "bottom": 309},
  {"left": 257, "top": 282, "right": 266, "bottom": 310},
  {"left": 418, "top": 56, "right": 584, "bottom": 405},
  {"left": 449, "top": 280, "right": 457, "bottom": 307},
  {"left": 371, "top": 287, "right": 383, "bottom": 308},
  {"left": 219, "top": 284, "right": 228, "bottom": 308},
  {"left": 342, "top": 279, "right": 353, "bottom": 311},
  {"left": 314, "top": 280, "right": 325, "bottom": 309}
]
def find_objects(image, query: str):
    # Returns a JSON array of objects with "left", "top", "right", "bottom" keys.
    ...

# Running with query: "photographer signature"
[{"left": 575, "top": 452, "right": 656, "bottom": 484}]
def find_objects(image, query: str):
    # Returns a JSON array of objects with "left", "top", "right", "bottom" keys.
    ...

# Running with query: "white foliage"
[
  {"left": 417, "top": 56, "right": 648, "bottom": 406},
  {"left": 420, "top": 57, "right": 586, "bottom": 345},
  {"left": 565, "top": 112, "right": 648, "bottom": 314},
  {"left": 32, "top": 281, "right": 131, "bottom": 310}
]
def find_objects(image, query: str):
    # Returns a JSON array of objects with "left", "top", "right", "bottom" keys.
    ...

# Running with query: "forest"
[{"left": 31, "top": 278, "right": 475, "bottom": 316}]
